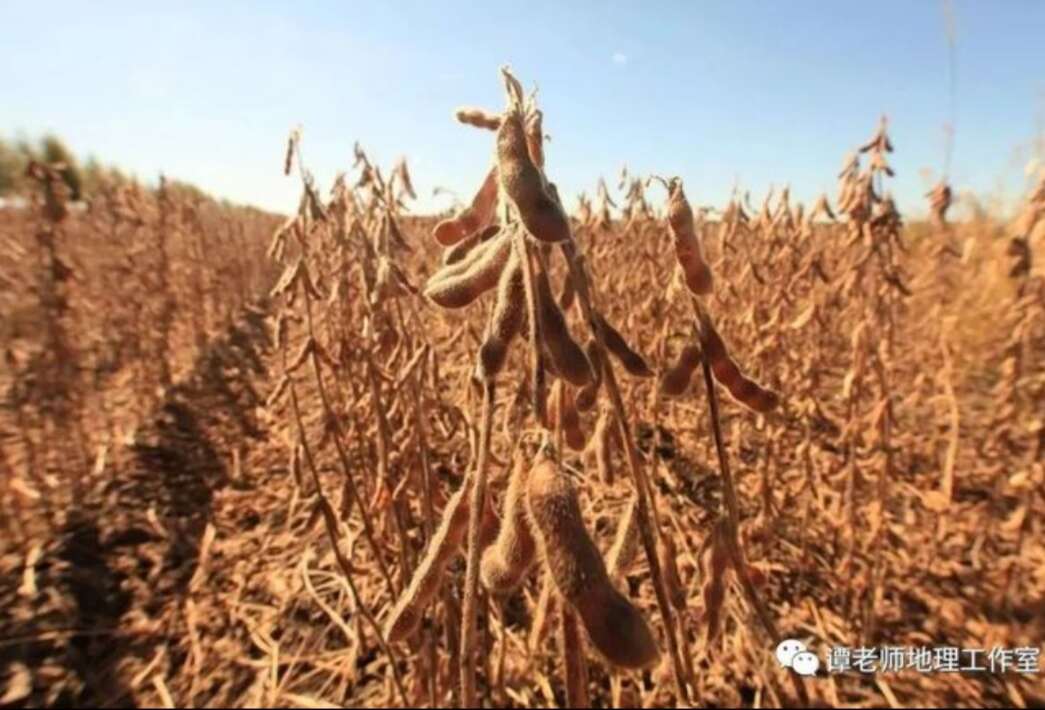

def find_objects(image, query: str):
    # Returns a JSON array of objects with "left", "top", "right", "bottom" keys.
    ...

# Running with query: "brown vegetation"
[{"left": 1, "top": 67, "right": 1043, "bottom": 708}]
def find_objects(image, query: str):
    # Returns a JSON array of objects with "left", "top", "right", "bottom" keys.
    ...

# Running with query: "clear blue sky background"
[{"left": 3, "top": 1, "right": 1043, "bottom": 217}]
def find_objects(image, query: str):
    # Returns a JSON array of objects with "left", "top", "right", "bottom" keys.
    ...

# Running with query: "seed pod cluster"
[
  {"left": 659, "top": 344, "right": 702, "bottom": 397},
  {"left": 700, "top": 315, "right": 779, "bottom": 413},
  {"left": 480, "top": 455, "right": 537, "bottom": 595},
  {"left": 433, "top": 166, "right": 499, "bottom": 247},
  {"left": 424, "top": 229, "right": 513, "bottom": 309},
  {"left": 837, "top": 170, "right": 877, "bottom": 223},
  {"left": 526, "top": 456, "right": 659, "bottom": 669},
  {"left": 496, "top": 111, "right": 571, "bottom": 243},
  {"left": 662, "top": 177, "right": 713, "bottom": 296}
]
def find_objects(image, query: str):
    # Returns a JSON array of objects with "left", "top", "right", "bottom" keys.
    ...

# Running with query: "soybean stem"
[{"left": 460, "top": 379, "right": 495, "bottom": 707}]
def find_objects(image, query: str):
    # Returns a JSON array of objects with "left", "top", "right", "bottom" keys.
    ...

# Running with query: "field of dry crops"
[{"left": 1, "top": 68, "right": 1043, "bottom": 709}]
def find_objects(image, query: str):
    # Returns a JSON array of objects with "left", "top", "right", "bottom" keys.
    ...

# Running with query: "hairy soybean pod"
[
  {"left": 384, "top": 485, "right": 472, "bottom": 642},
  {"left": 664, "top": 178, "right": 713, "bottom": 296},
  {"left": 455, "top": 107, "right": 502, "bottom": 131},
  {"left": 424, "top": 230, "right": 512, "bottom": 309},
  {"left": 433, "top": 166, "right": 499, "bottom": 247},
  {"left": 480, "top": 455, "right": 537, "bottom": 595},
  {"left": 441, "top": 224, "right": 500, "bottom": 267},
  {"left": 596, "top": 313, "right": 653, "bottom": 378},
  {"left": 535, "top": 267, "right": 593, "bottom": 387},
  {"left": 430, "top": 227, "right": 503, "bottom": 283},
  {"left": 477, "top": 249, "right": 526, "bottom": 381},
  {"left": 659, "top": 345, "right": 702, "bottom": 397},
  {"left": 385, "top": 481, "right": 498, "bottom": 643},
  {"left": 527, "top": 457, "right": 659, "bottom": 669},
  {"left": 496, "top": 112, "right": 571, "bottom": 243},
  {"left": 700, "top": 316, "right": 779, "bottom": 413}
]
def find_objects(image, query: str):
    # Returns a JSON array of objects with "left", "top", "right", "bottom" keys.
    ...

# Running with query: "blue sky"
[{"left": 3, "top": 1, "right": 1043, "bottom": 217}]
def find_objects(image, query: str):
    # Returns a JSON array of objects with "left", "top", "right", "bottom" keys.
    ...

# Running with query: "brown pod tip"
[
  {"left": 433, "top": 217, "right": 472, "bottom": 248},
  {"left": 575, "top": 339, "right": 604, "bottom": 412},
  {"left": 659, "top": 344, "right": 702, "bottom": 397},
  {"left": 578, "top": 583, "right": 660, "bottom": 669},
  {"left": 662, "top": 177, "right": 713, "bottom": 295},
  {"left": 701, "top": 316, "right": 780, "bottom": 413},
  {"left": 596, "top": 313, "right": 653, "bottom": 378}
]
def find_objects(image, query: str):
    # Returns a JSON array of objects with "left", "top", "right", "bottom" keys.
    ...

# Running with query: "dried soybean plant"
[
  {"left": 987, "top": 174, "right": 1044, "bottom": 516},
  {"left": 7, "top": 44, "right": 1045, "bottom": 709},
  {"left": 6, "top": 161, "right": 260, "bottom": 521},
  {"left": 992, "top": 193, "right": 1045, "bottom": 611},
  {"left": 831, "top": 117, "right": 917, "bottom": 639},
  {"left": 16, "top": 161, "right": 84, "bottom": 505},
  {"left": 268, "top": 130, "right": 460, "bottom": 705},
  {"left": 378, "top": 66, "right": 695, "bottom": 707},
  {"left": 651, "top": 173, "right": 810, "bottom": 705}
]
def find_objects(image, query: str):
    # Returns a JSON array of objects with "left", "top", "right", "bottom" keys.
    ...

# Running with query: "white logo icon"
[
  {"left": 792, "top": 651, "right": 821, "bottom": 676},
  {"left": 776, "top": 639, "right": 807, "bottom": 668},
  {"left": 776, "top": 639, "right": 820, "bottom": 676}
]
